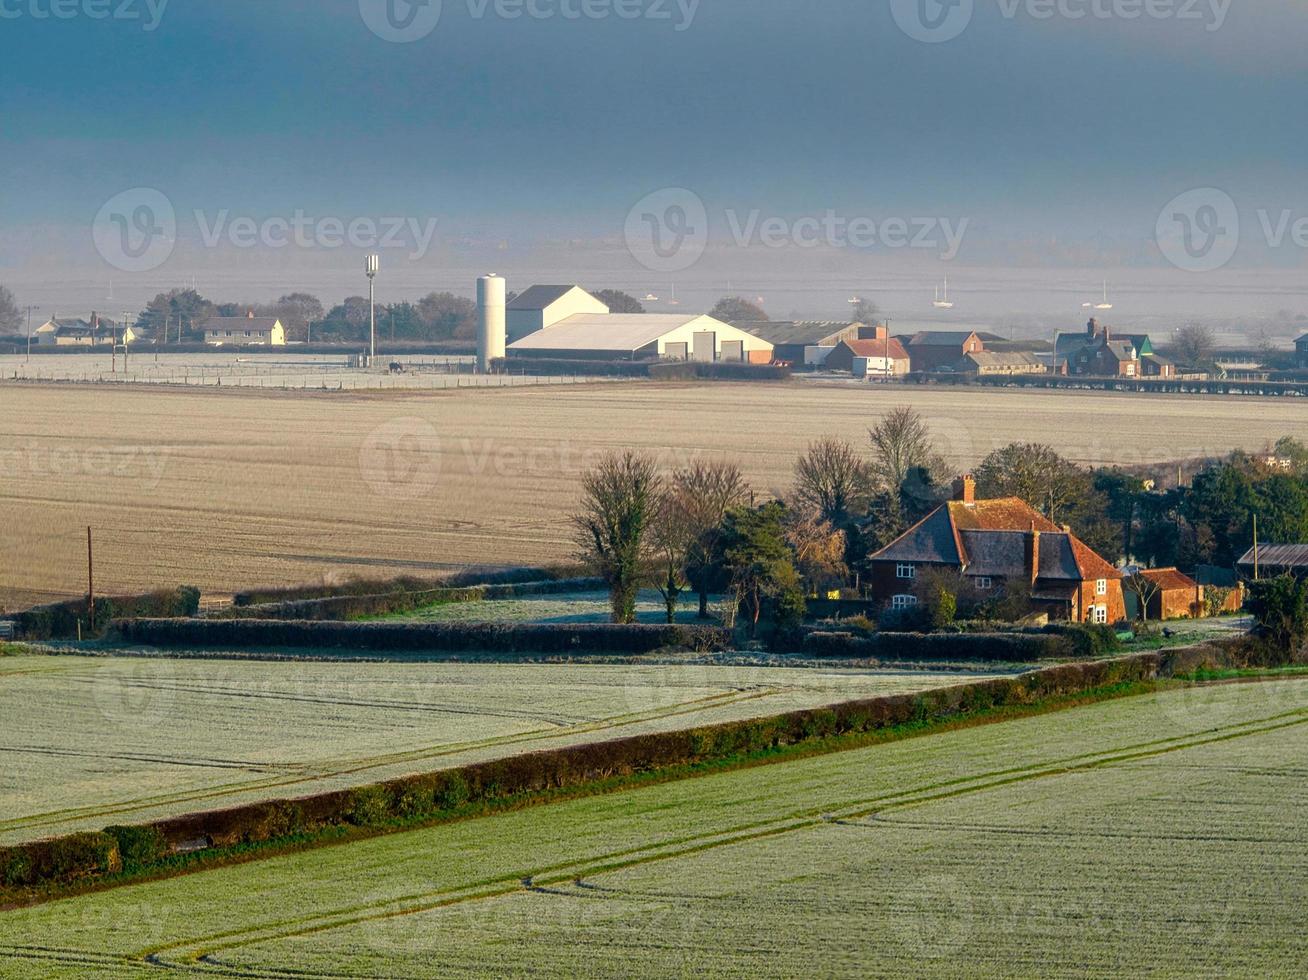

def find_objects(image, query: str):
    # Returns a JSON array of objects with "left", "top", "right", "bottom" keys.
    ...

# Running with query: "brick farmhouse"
[{"left": 868, "top": 477, "right": 1126, "bottom": 624}]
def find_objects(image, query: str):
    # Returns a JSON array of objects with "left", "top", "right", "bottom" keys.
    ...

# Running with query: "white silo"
[{"left": 477, "top": 275, "right": 507, "bottom": 373}]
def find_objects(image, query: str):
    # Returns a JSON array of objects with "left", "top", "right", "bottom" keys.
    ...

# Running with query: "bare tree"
[
  {"left": 672, "top": 458, "right": 751, "bottom": 618},
  {"left": 792, "top": 439, "right": 874, "bottom": 526},
  {"left": 650, "top": 489, "right": 693, "bottom": 624},
  {"left": 784, "top": 510, "right": 847, "bottom": 596},
  {"left": 1126, "top": 572, "right": 1163, "bottom": 622},
  {"left": 974, "top": 443, "right": 1092, "bottom": 524},
  {"left": 0, "top": 284, "right": 21, "bottom": 334},
  {"left": 1174, "top": 323, "right": 1217, "bottom": 368},
  {"left": 573, "top": 451, "right": 662, "bottom": 624},
  {"left": 868, "top": 406, "right": 944, "bottom": 493},
  {"left": 851, "top": 297, "right": 880, "bottom": 325}
]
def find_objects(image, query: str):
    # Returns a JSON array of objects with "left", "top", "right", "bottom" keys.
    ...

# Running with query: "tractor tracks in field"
[
  {"left": 0, "top": 685, "right": 792, "bottom": 842},
  {"left": 84, "top": 700, "right": 1308, "bottom": 978}
]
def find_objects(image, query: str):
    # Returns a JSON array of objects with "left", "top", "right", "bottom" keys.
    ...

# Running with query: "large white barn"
[{"left": 497, "top": 283, "right": 774, "bottom": 363}]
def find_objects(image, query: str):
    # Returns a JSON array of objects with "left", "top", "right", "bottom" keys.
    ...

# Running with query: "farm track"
[
  {"left": 26, "top": 691, "right": 1297, "bottom": 977},
  {"left": 0, "top": 684, "right": 789, "bottom": 838}
]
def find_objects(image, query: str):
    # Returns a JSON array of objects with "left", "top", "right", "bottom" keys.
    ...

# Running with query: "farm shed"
[
  {"left": 506, "top": 313, "right": 773, "bottom": 363},
  {"left": 1237, "top": 544, "right": 1308, "bottom": 580},
  {"left": 824, "top": 328, "right": 911, "bottom": 375},
  {"left": 901, "top": 330, "right": 984, "bottom": 372},
  {"left": 1132, "top": 568, "right": 1203, "bottom": 621},
  {"left": 734, "top": 320, "right": 864, "bottom": 364},
  {"left": 506, "top": 285, "right": 609, "bottom": 343},
  {"left": 961, "top": 351, "right": 1047, "bottom": 377}
]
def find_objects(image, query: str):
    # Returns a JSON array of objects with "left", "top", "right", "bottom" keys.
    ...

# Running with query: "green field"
[
  {"left": 0, "top": 654, "right": 989, "bottom": 846},
  {"left": 3, "top": 677, "right": 1306, "bottom": 977}
]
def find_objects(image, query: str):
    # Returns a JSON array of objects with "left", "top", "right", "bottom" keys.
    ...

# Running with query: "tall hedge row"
[
  {"left": 109, "top": 618, "right": 733, "bottom": 655},
  {"left": 3, "top": 641, "right": 1272, "bottom": 898},
  {"left": 231, "top": 565, "right": 587, "bottom": 607},
  {"left": 218, "top": 577, "right": 607, "bottom": 622},
  {"left": 803, "top": 630, "right": 1071, "bottom": 662},
  {"left": 12, "top": 587, "right": 200, "bottom": 640}
]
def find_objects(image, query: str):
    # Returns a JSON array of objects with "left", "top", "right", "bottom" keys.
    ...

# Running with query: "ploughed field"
[
  {"left": 3, "top": 677, "right": 1306, "bottom": 977},
  {"left": 3, "top": 381, "right": 1297, "bottom": 607},
  {"left": 0, "top": 654, "right": 990, "bottom": 846}
]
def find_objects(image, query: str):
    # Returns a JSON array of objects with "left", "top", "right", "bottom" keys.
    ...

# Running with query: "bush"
[
  {"left": 104, "top": 826, "right": 167, "bottom": 867},
  {"left": 110, "top": 618, "right": 733, "bottom": 655},
  {"left": 1246, "top": 576, "right": 1308, "bottom": 650},
  {"left": 1045, "top": 623, "right": 1122, "bottom": 659},
  {"left": 231, "top": 565, "right": 587, "bottom": 607}
]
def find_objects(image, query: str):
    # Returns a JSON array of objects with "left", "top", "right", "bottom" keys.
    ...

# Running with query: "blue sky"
[{"left": 2, "top": 0, "right": 1306, "bottom": 281}]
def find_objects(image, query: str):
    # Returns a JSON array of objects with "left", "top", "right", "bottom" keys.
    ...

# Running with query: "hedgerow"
[
  {"left": 12, "top": 587, "right": 200, "bottom": 640},
  {"left": 802, "top": 630, "right": 1069, "bottom": 662}
]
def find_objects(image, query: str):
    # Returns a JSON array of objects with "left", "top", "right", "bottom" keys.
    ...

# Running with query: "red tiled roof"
[
  {"left": 1068, "top": 536, "right": 1123, "bottom": 581},
  {"left": 946, "top": 498, "right": 1060, "bottom": 533},
  {"left": 843, "top": 338, "right": 909, "bottom": 360},
  {"left": 1138, "top": 567, "right": 1198, "bottom": 591}
]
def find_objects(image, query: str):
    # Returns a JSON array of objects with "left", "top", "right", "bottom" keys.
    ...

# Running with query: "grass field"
[
  {"left": 2, "top": 381, "right": 1297, "bottom": 607},
  {"left": 1, "top": 677, "right": 1304, "bottom": 977},
  {"left": 376, "top": 588, "right": 728, "bottom": 624},
  {"left": 0, "top": 653, "right": 991, "bottom": 846}
]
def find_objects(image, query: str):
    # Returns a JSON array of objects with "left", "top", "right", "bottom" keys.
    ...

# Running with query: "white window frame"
[
  {"left": 1092, "top": 605, "right": 1108, "bottom": 625},
  {"left": 896, "top": 564, "right": 917, "bottom": 580},
  {"left": 892, "top": 594, "right": 919, "bottom": 611},
  {"left": 975, "top": 576, "right": 993, "bottom": 591},
  {"left": 1096, "top": 579, "right": 1107, "bottom": 596}
]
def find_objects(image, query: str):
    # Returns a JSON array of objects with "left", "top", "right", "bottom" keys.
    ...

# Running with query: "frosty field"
[
  {"left": 3, "top": 380, "right": 1299, "bottom": 607},
  {"left": 0, "top": 653, "right": 989, "bottom": 846},
  {"left": 2, "top": 677, "right": 1305, "bottom": 977}
]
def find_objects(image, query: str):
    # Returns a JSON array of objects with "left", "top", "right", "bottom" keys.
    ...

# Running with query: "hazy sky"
[{"left": 2, "top": 0, "right": 1306, "bottom": 315}]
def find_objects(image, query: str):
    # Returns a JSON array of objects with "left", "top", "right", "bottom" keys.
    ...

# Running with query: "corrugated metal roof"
[
  {"left": 508, "top": 314, "right": 763, "bottom": 353},
  {"left": 507, "top": 285, "right": 584, "bottom": 311},
  {"left": 735, "top": 320, "right": 860, "bottom": 346},
  {"left": 1238, "top": 544, "right": 1308, "bottom": 569}
]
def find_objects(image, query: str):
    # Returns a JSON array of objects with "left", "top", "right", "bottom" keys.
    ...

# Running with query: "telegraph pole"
[
  {"left": 25, "top": 305, "right": 39, "bottom": 362},
  {"left": 86, "top": 527, "right": 95, "bottom": 634}
]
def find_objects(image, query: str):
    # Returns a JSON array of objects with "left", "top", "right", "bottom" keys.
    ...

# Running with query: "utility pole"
[
  {"left": 86, "top": 526, "right": 95, "bottom": 634},
  {"left": 884, "top": 317, "right": 892, "bottom": 382},
  {"left": 366, "top": 254, "right": 380, "bottom": 362},
  {"left": 1253, "top": 514, "right": 1260, "bottom": 581},
  {"left": 25, "top": 305, "right": 39, "bottom": 362}
]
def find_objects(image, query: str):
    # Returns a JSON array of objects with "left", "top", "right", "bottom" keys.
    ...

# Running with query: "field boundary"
[{"left": 1, "top": 637, "right": 1292, "bottom": 908}]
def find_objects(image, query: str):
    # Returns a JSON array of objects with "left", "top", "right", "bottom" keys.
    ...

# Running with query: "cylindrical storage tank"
[{"left": 477, "top": 275, "right": 507, "bottom": 373}]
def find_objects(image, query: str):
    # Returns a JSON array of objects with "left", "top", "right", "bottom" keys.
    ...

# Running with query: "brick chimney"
[
  {"left": 954, "top": 474, "right": 976, "bottom": 504},
  {"left": 1026, "top": 523, "right": 1041, "bottom": 587},
  {"left": 247, "top": 309, "right": 255, "bottom": 319}
]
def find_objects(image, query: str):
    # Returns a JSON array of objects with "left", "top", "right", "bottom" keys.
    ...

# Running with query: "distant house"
[
  {"left": 202, "top": 314, "right": 286, "bottom": 346},
  {"left": 33, "top": 314, "right": 118, "bottom": 346},
  {"left": 506, "top": 285, "right": 609, "bottom": 343},
  {"left": 735, "top": 320, "right": 863, "bottom": 364},
  {"left": 901, "top": 330, "right": 984, "bottom": 372},
  {"left": 867, "top": 475, "right": 1126, "bottom": 624},
  {"left": 823, "top": 327, "right": 911, "bottom": 376},
  {"left": 1297, "top": 334, "right": 1308, "bottom": 369},
  {"left": 1237, "top": 544, "right": 1308, "bottom": 580},
  {"left": 961, "top": 351, "right": 1047, "bottom": 377},
  {"left": 1055, "top": 319, "right": 1142, "bottom": 378}
]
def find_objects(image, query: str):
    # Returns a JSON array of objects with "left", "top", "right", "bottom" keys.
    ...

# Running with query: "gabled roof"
[
  {"left": 1104, "top": 340, "right": 1138, "bottom": 362},
  {"left": 1238, "top": 544, "right": 1308, "bottom": 569},
  {"left": 844, "top": 338, "right": 910, "bottom": 360},
  {"left": 964, "top": 351, "right": 1041, "bottom": 369},
  {"left": 506, "top": 313, "right": 769, "bottom": 353},
  {"left": 507, "top": 285, "right": 588, "bottom": 311},
  {"left": 1296, "top": 334, "right": 1308, "bottom": 346},
  {"left": 735, "top": 320, "right": 860, "bottom": 346},
  {"left": 906, "top": 330, "right": 979, "bottom": 347},
  {"left": 1138, "top": 567, "right": 1199, "bottom": 592},
  {"left": 871, "top": 496, "right": 1121, "bottom": 582},
  {"left": 201, "top": 317, "right": 282, "bottom": 332}
]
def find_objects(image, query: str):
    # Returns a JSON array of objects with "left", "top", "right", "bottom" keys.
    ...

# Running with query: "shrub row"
[
  {"left": 12, "top": 587, "right": 200, "bottom": 640},
  {"left": 231, "top": 565, "right": 587, "bottom": 607},
  {"left": 109, "top": 618, "right": 733, "bottom": 655},
  {"left": 494, "top": 358, "right": 792, "bottom": 382},
  {"left": 802, "top": 630, "right": 1071, "bottom": 662},
  {"left": 7, "top": 644, "right": 1254, "bottom": 897},
  {"left": 218, "top": 577, "right": 606, "bottom": 622}
]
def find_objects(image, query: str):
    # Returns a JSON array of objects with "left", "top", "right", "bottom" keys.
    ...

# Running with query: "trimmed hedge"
[
  {"left": 231, "top": 565, "right": 587, "bottom": 607},
  {"left": 109, "top": 618, "right": 732, "bottom": 655},
  {"left": 218, "top": 577, "right": 606, "bottom": 622},
  {"left": 0, "top": 638, "right": 1289, "bottom": 899},
  {"left": 12, "top": 587, "right": 200, "bottom": 640},
  {"left": 803, "top": 630, "right": 1071, "bottom": 662}
]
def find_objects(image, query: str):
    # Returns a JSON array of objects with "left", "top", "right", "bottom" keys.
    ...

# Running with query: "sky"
[{"left": 2, "top": 0, "right": 1306, "bottom": 321}]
